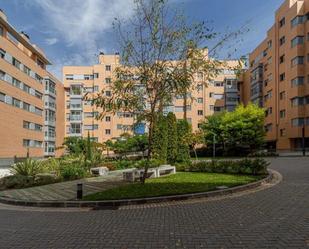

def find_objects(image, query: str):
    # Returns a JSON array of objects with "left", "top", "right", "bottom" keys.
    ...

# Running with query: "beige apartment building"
[
  {"left": 63, "top": 52, "right": 243, "bottom": 143},
  {"left": 0, "top": 10, "right": 64, "bottom": 165},
  {"left": 244, "top": 0, "right": 309, "bottom": 151}
]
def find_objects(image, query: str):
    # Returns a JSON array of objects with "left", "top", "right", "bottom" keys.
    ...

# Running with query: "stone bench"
[
  {"left": 90, "top": 167, "right": 109, "bottom": 176},
  {"left": 156, "top": 165, "right": 176, "bottom": 177}
]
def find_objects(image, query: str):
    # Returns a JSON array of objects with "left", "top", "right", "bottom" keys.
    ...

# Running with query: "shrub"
[
  {"left": 0, "top": 175, "right": 34, "bottom": 190},
  {"left": 115, "top": 160, "right": 136, "bottom": 170},
  {"left": 188, "top": 158, "right": 268, "bottom": 175},
  {"left": 34, "top": 173, "right": 59, "bottom": 186},
  {"left": 11, "top": 158, "right": 43, "bottom": 176},
  {"left": 60, "top": 162, "right": 89, "bottom": 181}
]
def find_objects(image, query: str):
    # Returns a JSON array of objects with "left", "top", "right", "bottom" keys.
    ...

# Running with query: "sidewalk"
[{"left": 0, "top": 171, "right": 126, "bottom": 201}]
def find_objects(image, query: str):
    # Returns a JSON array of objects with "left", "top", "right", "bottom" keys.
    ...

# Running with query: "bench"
[
  {"left": 156, "top": 165, "right": 176, "bottom": 177},
  {"left": 90, "top": 167, "right": 109, "bottom": 176}
]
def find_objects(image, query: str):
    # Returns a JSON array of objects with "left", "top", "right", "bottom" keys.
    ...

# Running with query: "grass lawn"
[{"left": 83, "top": 172, "right": 263, "bottom": 201}]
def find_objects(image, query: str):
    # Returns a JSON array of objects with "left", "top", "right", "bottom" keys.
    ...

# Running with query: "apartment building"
[
  {"left": 63, "top": 52, "right": 242, "bottom": 143},
  {"left": 243, "top": 0, "right": 309, "bottom": 151},
  {"left": 0, "top": 10, "right": 64, "bottom": 165}
]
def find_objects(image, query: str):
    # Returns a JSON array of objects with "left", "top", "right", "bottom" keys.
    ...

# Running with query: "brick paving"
[{"left": 0, "top": 157, "right": 308, "bottom": 248}]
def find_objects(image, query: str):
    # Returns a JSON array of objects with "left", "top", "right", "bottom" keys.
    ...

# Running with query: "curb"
[{"left": 0, "top": 170, "right": 275, "bottom": 209}]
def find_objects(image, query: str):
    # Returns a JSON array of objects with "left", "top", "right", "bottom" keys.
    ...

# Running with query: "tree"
[
  {"left": 90, "top": 0, "right": 247, "bottom": 182},
  {"left": 152, "top": 114, "right": 168, "bottom": 163},
  {"left": 166, "top": 113, "right": 178, "bottom": 164},
  {"left": 221, "top": 104, "right": 265, "bottom": 154},
  {"left": 189, "top": 130, "right": 204, "bottom": 160},
  {"left": 62, "top": 137, "right": 86, "bottom": 155},
  {"left": 201, "top": 104, "right": 265, "bottom": 156},
  {"left": 176, "top": 119, "right": 191, "bottom": 162}
]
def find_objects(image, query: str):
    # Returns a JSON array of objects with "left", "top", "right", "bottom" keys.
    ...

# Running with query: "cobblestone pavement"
[{"left": 0, "top": 158, "right": 308, "bottom": 249}]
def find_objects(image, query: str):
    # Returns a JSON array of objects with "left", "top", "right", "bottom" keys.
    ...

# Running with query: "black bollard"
[{"left": 77, "top": 183, "right": 83, "bottom": 199}]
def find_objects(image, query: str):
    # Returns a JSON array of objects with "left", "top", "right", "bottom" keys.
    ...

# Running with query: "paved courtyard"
[{"left": 0, "top": 157, "right": 308, "bottom": 248}]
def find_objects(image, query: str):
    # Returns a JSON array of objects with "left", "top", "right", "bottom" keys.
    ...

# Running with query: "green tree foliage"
[
  {"left": 201, "top": 104, "right": 266, "bottom": 156},
  {"left": 62, "top": 137, "right": 86, "bottom": 155},
  {"left": 166, "top": 113, "right": 178, "bottom": 164},
  {"left": 152, "top": 114, "right": 168, "bottom": 163},
  {"left": 176, "top": 119, "right": 191, "bottom": 162}
]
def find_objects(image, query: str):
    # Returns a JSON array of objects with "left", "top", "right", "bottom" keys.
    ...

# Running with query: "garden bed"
[{"left": 83, "top": 172, "right": 264, "bottom": 201}]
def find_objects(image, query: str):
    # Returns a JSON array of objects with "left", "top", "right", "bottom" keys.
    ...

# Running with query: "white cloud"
[
  {"left": 45, "top": 37, "right": 58, "bottom": 45},
  {"left": 28, "top": 0, "right": 136, "bottom": 79}
]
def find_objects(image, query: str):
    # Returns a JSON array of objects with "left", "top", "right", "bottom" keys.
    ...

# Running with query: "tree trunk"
[{"left": 183, "top": 90, "right": 187, "bottom": 120}]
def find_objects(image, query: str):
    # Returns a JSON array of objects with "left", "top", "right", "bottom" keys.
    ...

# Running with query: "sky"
[{"left": 1, "top": 0, "right": 283, "bottom": 80}]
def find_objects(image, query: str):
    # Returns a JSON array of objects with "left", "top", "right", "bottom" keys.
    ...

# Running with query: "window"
[
  {"left": 35, "top": 107, "right": 43, "bottom": 116},
  {"left": 0, "top": 48, "right": 6, "bottom": 59},
  {"left": 197, "top": 84, "right": 203, "bottom": 91},
  {"left": 280, "top": 110, "right": 286, "bottom": 118},
  {"left": 279, "top": 36, "right": 285, "bottom": 46},
  {"left": 0, "top": 70, "right": 4, "bottom": 80},
  {"left": 291, "top": 77, "right": 304, "bottom": 87},
  {"left": 214, "top": 82, "right": 223, "bottom": 87},
  {"left": 279, "top": 55, "right": 285, "bottom": 64},
  {"left": 209, "top": 105, "right": 214, "bottom": 111},
  {"left": 93, "top": 85, "right": 99, "bottom": 92},
  {"left": 280, "top": 129, "right": 286, "bottom": 137},
  {"left": 268, "top": 40, "right": 272, "bottom": 48},
  {"left": 197, "top": 98, "right": 203, "bottom": 103},
  {"left": 0, "top": 26, "right": 3, "bottom": 36},
  {"left": 197, "top": 110, "right": 203, "bottom": 116},
  {"left": 105, "top": 116, "right": 111, "bottom": 122},
  {"left": 35, "top": 90, "right": 43, "bottom": 99},
  {"left": 266, "top": 107, "right": 272, "bottom": 116},
  {"left": 34, "top": 124, "right": 42, "bottom": 131},
  {"left": 12, "top": 98, "right": 21, "bottom": 108},
  {"left": 12, "top": 78, "right": 21, "bottom": 88},
  {"left": 264, "top": 90, "right": 272, "bottom": 101},
  {"left": 105, "top": 129, "right": 111, "bottom": 135},
  {"left": 105, "top": 91, "right": 111, "bottom": 97},
  {"left": 35, "top": 74, "right": 42, "bottom": 83},
  {"left": 209, "top": 92, "right": 213, "bottom": 98},
  {"left": 23, "top": 84, "right": 30, "bottom": 94},
  {"left": 279, "top": 17, "right": 285, "bottom": 27},
  {"left": 291, "top": 118, "right": 305, "bottom": 127},
  {"left": 280, "top": 91, "right": 286, "bottom": 100},
  {"left": 23, "top": 139, "right": 31, "bottom": 147},
  {"left": 213, "top": 94, "right": 224, "bottom": 100},
  {"left": 12, "top": 58, "right": 21, "bottom": 69},
  {"left": 23, "top": 65, "right": 31, "bottom": 76},
  {"left": 291, "top": 15, "right": 304, "bottom": 28},
  {"left": 94, "top": 73, "right": 99, "bottom": 78},
  {"left": 71, "top": 123, "right": 82, "bottom": 134},
  {"left": 0, "top": 92, "right": 5, "bottom": 102},
  {"left": 84, "top": 74, "right": 93, "bottom": 80},
  {"left": 291, "top": 36, "right": 304, "bottom": 47},
  {"left": 105, "top": 78, "right": 111, "bottom": 84},
  {"left": 291, "top": 97, "right": 304, "bottom": 106},
  {"left": 23, "top": 121, "right": 31, "bottom": 129},
  {"left": 265, "top": 123, "right": 273, "bottom": 132},
  {"left": 23, "top": 102, "right": 30, "bottom": 111},
  {"left": 65, "top": 74, "right": 73, "bottom": 80},
  {"left": 280, "top": 73, "right": 285, "bottom": 82},
  {"left": 105, "top": 65, "right": 111, "bottom": 71},
  {"left": 291, "top": 56, "right": 304, "bottom": 67}
]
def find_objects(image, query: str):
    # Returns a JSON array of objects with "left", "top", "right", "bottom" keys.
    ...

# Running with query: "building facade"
[
  {"left": 244, "top": 0, "right": 309, "bottom": 151},
  {"left": 63, "top": 53, "right": 242, "bottom": 143},
  {"left": 0, "top": 10, "right": 64, "bottom": 165}
]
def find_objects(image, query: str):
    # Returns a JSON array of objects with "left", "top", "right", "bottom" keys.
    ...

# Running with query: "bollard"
[{"left": 77, "top": 183, "right": 83, "bottom": 199}]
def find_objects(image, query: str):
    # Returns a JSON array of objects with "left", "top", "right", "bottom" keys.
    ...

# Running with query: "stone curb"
[{"left": 0, "top": 170, "right": 275, "bottom": 209}]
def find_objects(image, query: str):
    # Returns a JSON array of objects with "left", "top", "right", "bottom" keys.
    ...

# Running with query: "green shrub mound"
[{"left": 176, "top": 158, "right": 269, "bottom": 176}]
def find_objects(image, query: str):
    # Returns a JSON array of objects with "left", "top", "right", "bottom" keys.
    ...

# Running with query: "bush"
[
  {"left": 181, "top": 158, "right": 269, "bottom": 175},
  {"left": 34, "top": 173, "right": 59, "bottom": 186},
  {"left": 11, "top": 158, "right": 43, "bottom": 176},
  {"left": 115, "top": 160, "right": 136, "bottom": 170},
  {"left": 60, "top": 163, "right": 89, "bottom": 181},
  {"left": 0, "top": 175, "right": 34, "bottom": 190}
]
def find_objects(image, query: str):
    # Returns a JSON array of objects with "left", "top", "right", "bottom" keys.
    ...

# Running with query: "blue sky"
[{"left": 1, "top": 0, "right": 283, "bottom": 80}]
